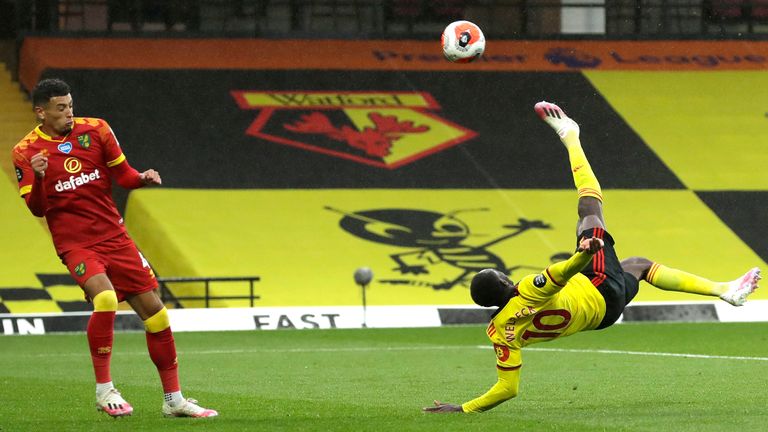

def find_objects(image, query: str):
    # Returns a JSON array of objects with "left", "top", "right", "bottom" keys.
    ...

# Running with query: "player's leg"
[
  {"left": 63, "top": 246, "right": 134, "bottom": 418},
  {"left": 82, "top": 274, "right": 134, "bottom": 417},
  {"left": 81, "top": 274, "right": 135, "bottom": 417},
  {"left": 619, "top": 256, "right": 652, "bottom": 281},
  {"left": 105, "top": 234, "right": 217, "bottom": 418},
  {"left": 126, "top": 290, "right": 218, "bottom": 418},
  {"left": 621, "top": 256, "right": 761, "bottom": 306},
  {"left": 534, "top": 101, "right": 604, "bottom": 233}
]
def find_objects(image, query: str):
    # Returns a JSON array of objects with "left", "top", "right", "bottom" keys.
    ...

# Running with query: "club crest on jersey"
[
  {"left": 74, "top": 262, "right": 86, "bottom": 276},
  {"left": 534, "top": 274, "right": 547, "bottom": 287},
  {"left": 77, "top": 135, "right": 91, "bottom": 149},
  {"left": 57, "top": 142, "right": 73, "bottom": 154},
  {"left": 15, "top": 166, "right": 22, "bottom": 182}
]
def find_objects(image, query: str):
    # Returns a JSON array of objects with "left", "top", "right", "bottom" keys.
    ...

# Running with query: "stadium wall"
[{"left": 2, "top": 37, "right": 766, "bottom": 324}]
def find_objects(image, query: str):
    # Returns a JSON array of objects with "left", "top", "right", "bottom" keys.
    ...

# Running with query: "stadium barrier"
[
  {"left": 157, "top": 276, "right": 261, "bottom": 309},
  {"left": 2, "top": 301, "right": 767, "bottom": 335}
]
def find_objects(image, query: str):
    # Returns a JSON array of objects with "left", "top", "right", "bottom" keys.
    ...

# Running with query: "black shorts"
[{"left": 578, "top": 227, "right": 639, "bottom": 329}]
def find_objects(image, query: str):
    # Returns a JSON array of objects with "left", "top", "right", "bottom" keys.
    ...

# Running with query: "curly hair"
[{"left": 32, "top": 78, "right": 71, "bottom": 108}]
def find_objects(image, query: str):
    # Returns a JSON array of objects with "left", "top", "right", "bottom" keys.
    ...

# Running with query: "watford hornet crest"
[{"left": 231, "top": 91, "right": 477, "bottom": 169}]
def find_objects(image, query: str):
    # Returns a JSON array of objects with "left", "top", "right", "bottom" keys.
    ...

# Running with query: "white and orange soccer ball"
[{"left": 441, "top": 20, "right": 486, "bottom": 63}]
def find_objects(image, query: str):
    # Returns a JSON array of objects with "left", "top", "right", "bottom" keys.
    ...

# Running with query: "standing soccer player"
[
  {"left": 424, "top": 101, "right": 761, "bottom": 413},
  {"left": 12, "top": 78, "right": 217, "bottom": 418}
]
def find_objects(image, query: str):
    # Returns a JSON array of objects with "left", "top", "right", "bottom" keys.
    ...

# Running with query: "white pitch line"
[
  {"left": 0, "top": 345, "right": 480, "bottom": 358},
  {"left": 496, "top": 346, "right": 768, "bottom": 362},
  {"left": 181, "top": 345, "right": 479, "bottom": 355},
  {"left": 6, "top": 344, "right": 768, "bottom": 362}
]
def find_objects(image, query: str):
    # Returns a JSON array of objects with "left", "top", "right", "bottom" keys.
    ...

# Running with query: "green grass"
[{"left": 1, "top": 322, "right": 767, "bottom": 431}]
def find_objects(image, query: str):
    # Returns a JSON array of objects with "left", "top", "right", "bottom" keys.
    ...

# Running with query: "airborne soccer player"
[
  {"left": 423, "top": 101, "right": 761, "bottom": 413},
  {"left": 12, "top": 78, "right": 217, "bottom": 418}
]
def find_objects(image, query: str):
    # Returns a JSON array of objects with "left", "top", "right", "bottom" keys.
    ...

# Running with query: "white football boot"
[
  {"left": 720, "top": 267, "right": 761, "bottom": 306},
  {"left": 96, "top": 388, "right": 133, "bottom": 417},
  {"left": 534, "top": 101, "right": 580, "bottom": 142},
  {"left": 162, "top": 398, "right": 218, "bottom": 418}
]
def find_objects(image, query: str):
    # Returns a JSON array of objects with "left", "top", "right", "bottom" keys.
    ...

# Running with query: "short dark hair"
[
  {"left": 470, "top": 269, "right": 510, "bottom": 307},
  {"left": 32, "top": 78, "right": 71, "bottom": 108}
]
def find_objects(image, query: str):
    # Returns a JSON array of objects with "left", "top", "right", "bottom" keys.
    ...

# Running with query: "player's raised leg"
[
  {"left": 127, "top": 291, "right": 218, "bottom": 418},
  {"left": 647, "top": 262, "right": 761, "bottom": 306},
  {"left": 621, "top": 257, "right": 761, "bottom": 306},
  {"left": 535, "top": 101, "right": 604, "bottom": 233}
]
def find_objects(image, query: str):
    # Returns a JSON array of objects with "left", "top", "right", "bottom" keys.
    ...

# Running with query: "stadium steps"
[{"left": 0, "top": 65, "right": 35, "bottom": 184}]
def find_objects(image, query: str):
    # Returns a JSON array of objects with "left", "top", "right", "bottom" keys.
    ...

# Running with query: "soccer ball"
[{"left": 441, "top": 20, "right": 486, "bottom": 63}]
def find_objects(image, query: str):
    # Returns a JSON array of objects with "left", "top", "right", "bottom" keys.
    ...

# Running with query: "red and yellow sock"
[
  {"left": 144, "top": 307, "right": 180, "bottom": 393},
  {"left": 87, "top": 290, "right": 118, "bottom": 384},
  {"left": 566, "top": 140, "right": 602, "bottom": 202}
]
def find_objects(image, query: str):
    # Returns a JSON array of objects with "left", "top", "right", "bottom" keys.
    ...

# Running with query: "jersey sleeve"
[
  {"left": 546, "top": 250, "right": 593, "bottom": 287},
  {"left": 92, "top": 119, "right": 145, "bottom": 189},
  {"left": 461, "top": 346, "right": 522, "bottom": 413},
  {"left": 12, "top": 145, "right": 34, "bottom": 196},
  {"left": 517, "top": 273, "right": 563, "bottom": 302},
  {"left": 96, "top": 119, "right": 127, "bottom": 168},
  {"left": 13, "top": 144, "right": 48, "bottom": 216},
  {"left": 518, "top": 250, "right": 593, "bottom": 300},
  {"left": 493, "top": 343, "right": 521, "bottom": 370}
]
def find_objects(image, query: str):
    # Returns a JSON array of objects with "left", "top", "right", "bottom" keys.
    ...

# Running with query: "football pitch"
[{"left": 1, "top": 322, "right": 766, "bottom": 432}]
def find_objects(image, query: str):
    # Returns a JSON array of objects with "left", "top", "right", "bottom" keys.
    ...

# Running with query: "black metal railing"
[
  {"left": 157, "top": 276, "right": 261, "bottom": 308},
  {"left": 9, "top": 0, "right": 768, "bottom": 38}
]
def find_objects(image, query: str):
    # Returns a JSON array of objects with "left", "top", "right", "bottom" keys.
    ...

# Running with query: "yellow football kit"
[{"left": 462, "top": 249, "right": 607, "bottom": 413}]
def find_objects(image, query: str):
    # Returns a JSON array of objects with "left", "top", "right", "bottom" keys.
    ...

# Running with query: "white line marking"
[
  {"left": 478, "top": 346, "right": 768, "bottom": 362},
  {"left": 0, "top": 345, "right": 479, "bottom": 358},
  {"left": 6, "top": 344, "right": 768, "bottom": 362},
  {"left": 181, "top": 346, "right": 478, "bottom": 355}
]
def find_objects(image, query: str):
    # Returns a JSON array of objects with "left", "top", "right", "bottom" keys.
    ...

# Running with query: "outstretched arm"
[
  {"left": 423, "top": 367, "right": 521, "bottom": 414},
  {"left": 545, "top": 237, "right": 604, "bottom": 287},
  {"left": 99, "top": 119, "right": 161, "bottom": 189},
  {"left": 110, "top": 159, "right": 162, "bottom": 189}
]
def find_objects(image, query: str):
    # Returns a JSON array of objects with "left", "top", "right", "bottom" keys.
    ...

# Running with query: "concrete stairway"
[{"left": 0, "top": 65, "right": 35, "bottom": 183}]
